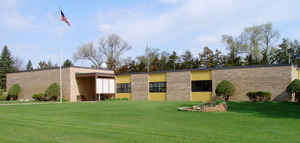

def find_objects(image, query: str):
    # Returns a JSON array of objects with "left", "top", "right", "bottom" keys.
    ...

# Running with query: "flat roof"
[
  {"left": 7, "top": 66, "right": 112, "bottom": 74},
  {"left": 116, "top": 64, "right": 294, "bottom": 75}
]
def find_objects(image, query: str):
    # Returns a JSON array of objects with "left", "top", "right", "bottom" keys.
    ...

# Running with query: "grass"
[
  {"left": 0, "top": 101, "right": 299, "bottom": 143},
  {"left": 0, "top": 100, "right": 60, "bottom": 104}
]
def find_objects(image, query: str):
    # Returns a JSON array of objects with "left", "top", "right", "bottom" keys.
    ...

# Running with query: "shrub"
[
  {"left": 0, "top": 89, "right": 4, "bottom": 96},
  {"left": 287, "top": 79, "right": 300, "bottom": 102},
  {"left": 246, "top": 92, "right": 257, "bottom": 101},
  {"left": 287, "top": 79, "right": 300, "bottom": 94},
  {"left": 62, "top": 97, "right": 68, "bottom": 102},
  {"left": 32, "top": 93, "right": 46, "bottom": 101},
  {"left": 7, "top": 84, "right": 21, "bottom": 100},
  {"left": 45, "top": 83, "right": 60, "bottom": 101},
  {"left": 0, "top": 95, "right": 7, "bottom": 101},
  {"left": 215, "top": 80, "right": 236, "bottom": 102},
  {"left": 296, "top": 94, "right": 300, "bottom": 101},
  {"left": 247, "top": 91, "right": 272, "bottom": 102},
  {"left": 257, "top": 91, "right": 272, "bottom": 101}
]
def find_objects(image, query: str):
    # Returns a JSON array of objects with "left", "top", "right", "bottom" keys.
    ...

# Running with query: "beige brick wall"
[
  {"left": 131, "top": 74, "right": 148, "bottom": 100},
  {"left": 6, "top": 68, "right": 71, "bottom": 100},
  {"left": 166, "top": 71, "right": 191, "bottom": 101},
  {"left": 212, "top": 66, "right": 292, "bottom": 101}
]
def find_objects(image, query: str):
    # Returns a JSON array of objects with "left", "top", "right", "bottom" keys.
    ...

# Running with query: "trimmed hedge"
[
  {"left": 247, "top": 91, "right": 272, "bottom": 102},
  {"left": 215, "top": 80, "right": 236, "bottom": 101},
  {"left": 7, "top": 84, "right": 21, "bottom": 100}
]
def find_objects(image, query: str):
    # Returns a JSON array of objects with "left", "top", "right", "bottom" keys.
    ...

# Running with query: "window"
[
  {"left": 192, "top": 80, "right": 212, "bottom": 92},
  {"left": 117, "top": 83, "right": 131, "bottom": 93},
  {"left": 149, "top": 82, "right": 167, "bottom": 92}
]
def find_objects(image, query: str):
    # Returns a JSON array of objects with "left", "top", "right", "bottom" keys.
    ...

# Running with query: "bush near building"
[
  {"left": 32, "top": 93, "right": 46, "bottom": 101},
  {"left": 0, "top": 95, "right": 7, "bottom": 101},
  {"left": 32, "top": 83, "right": 61, "bottom": 101},
  {"left": 0, "top": 89, "right": 7, "bottom": 101},
  {"left": 215, "top": 80, "right": 236, "bottom": 102},
  {"left": 7, "top": 84, "right": 21, "bottom": 100},
  {"left": 45, "top": 83, "right": 60, "bottom": 101},
  {"left": 287, "top": 79, "right": 300, "bottom": 102},
  {"left": 247, "top": 91, "right": 272, "bottom": 102}
]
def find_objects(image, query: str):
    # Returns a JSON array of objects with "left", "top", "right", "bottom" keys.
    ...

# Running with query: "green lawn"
[{"left": 0, "top": 101, "right": 299, "bottom": 143}]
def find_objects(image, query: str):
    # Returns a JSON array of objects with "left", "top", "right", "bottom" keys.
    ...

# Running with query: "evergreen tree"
[
  {"left": 181, "top": 50, "right": 194, "bottom": 69},
  {"left": 167, "top": 51, "right": 179, "bottom": 71},
  {"left": 0, "top": 45, "right": 16, "bottom": 89},
  {"left": 62, "top": 59, "right": 73, "bottom": 67},
  {"left": 26, "top": 60, "right": 33, "bottom": 71},
  {"left": 38, "top": 61, "right": 48, "bottom": 69}
]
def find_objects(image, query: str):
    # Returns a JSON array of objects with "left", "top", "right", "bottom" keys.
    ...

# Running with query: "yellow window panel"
[
  {"left": 191, "top": 92, "right": 212, "bottom": 102},
  {"left": 191, "top": 71, "right": 212, "bottom": 80},
  {"left": 149, "top": 93, "right": 166, "bottom": 101},
  {"left": 149, "top": 73, "right": 166, "bottom": 82},
  {"left": 116, "top": 75, "right": 131, "bottom": 83}
]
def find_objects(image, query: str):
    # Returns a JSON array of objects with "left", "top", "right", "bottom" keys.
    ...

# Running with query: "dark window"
[
  {"left": 192, "top": 80, "right": 212, "bottom": 92},
  {"left": 117, "top": 83, "right": 131, "bottom": 93},
  {"left": 149, "top": 82, "right": 167, "bottom": 92}
]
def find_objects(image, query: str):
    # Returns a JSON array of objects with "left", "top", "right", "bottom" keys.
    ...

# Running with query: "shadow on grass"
[{"left": 228, "top": 101, "right": 300, "bottom": 119}]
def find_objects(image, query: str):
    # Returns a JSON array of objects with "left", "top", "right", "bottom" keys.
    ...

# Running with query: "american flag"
[{"left": 60, "top": 10, "right": 71, "bottom": 27}]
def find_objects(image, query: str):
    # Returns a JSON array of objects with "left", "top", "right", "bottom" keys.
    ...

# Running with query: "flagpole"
[
  {"left": 58, "top": 9, "right": 63, "bottom": 104},
  {"left": 58, "top": 8, "right": 71, "bottom": 103},
  {"left": 59, "top": 32, "right": 63, "bottom": 104}
]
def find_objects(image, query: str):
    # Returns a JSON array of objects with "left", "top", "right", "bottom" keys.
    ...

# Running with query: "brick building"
[
  {"left": 6, "top": 67, "right": 114, "bottom": 102},
  {"left": 6, "top": 64, "right": 299, "bottom": 102},
  {"left": 115, "top": 64, "right": 299, "bottom": 102}
]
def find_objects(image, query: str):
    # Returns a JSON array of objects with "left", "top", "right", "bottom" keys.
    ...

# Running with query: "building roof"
[
  {"left": 6, "top": 66, "right": 112, "bottom": 74},
  {"left": 116, "top": 64, "right": 294, "bottom": 75}
]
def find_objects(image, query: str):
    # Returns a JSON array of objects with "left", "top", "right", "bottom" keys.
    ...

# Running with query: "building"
[
  {"left": 6, "top": 64, "right": 300, "bottom": 102},
  {"left": 115, "top": 64, "right": 299, "bottom": 102},
  {"left": 6, "top": 67, "right": 115, "bottom": 102}
]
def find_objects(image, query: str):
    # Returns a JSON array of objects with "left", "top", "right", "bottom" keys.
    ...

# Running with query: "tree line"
[{"left": 72, "top": 23, "right": 300, "bottom": 73}]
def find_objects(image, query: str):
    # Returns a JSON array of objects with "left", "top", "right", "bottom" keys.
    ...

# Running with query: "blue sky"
[{"left": 1, "top": 0, "right": 300, "bottom": 68}]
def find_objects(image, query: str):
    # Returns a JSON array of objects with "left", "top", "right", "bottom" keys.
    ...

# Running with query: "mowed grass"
[{"left": 0, "top": 101, "right": 299, "bottom": 143}]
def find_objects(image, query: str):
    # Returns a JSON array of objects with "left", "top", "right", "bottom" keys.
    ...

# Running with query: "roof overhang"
[{"left": 76, "top": 72, "right": 115, "bottom": 78}]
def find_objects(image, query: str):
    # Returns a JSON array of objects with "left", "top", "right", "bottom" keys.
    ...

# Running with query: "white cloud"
[{"left": 0, "top": 0, "right": 34, "bottom": 31}]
